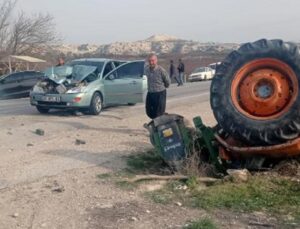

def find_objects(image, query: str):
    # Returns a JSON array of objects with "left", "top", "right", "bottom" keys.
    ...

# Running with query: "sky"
[{"left": 16, "top": 0, "right": 300, "bottom": 44}]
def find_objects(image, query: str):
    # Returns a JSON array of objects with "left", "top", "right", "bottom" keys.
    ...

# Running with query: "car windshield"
[
  {"left": 72, "top": 65, "right": 97, "bottom": 81},
  {"left": 44, "top": 65, "right": 97, "bottom": 82},
  {"left": 193, "top": 67, "right": 206, "bottom": 73},
  {"left": 45, "top": 66, "right": 73, "bottom": 78},
  {"left": 0, "top": 74, "right": 7, "bottom": 80},
  {"left": 69, "top": 61, "right": 104, "bottom": 75}
]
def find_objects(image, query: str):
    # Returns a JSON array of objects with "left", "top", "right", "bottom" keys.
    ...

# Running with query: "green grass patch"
[
  {"left": 147, "top": 175, "right": 300, "bottom": 224},
  {"left": 126, "top": 150, "right": 169, "bottom": 174},
  {"left": 190, "top": 176, "right": 300, "bottom": 217},
  {"left": 184, "top": 218, "right": 218, "bottom": 229}
]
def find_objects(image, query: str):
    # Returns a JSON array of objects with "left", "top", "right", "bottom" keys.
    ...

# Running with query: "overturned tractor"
[{"left": 148, "top": 39, "right": 300, "bottom": 171}]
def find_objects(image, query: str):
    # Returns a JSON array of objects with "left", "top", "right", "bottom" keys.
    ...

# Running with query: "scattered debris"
[
  {"left": 47, "top": 181, "right": 65, "bottom": 193},
  {"left": 27, "top": 143, "right": 34, "bottom": 147},
  {"left": 226, "top": 169, "right": 251, "bottom": 182},
  {"left": 12, "top": 213, "right": 19, "bottom": 218},
  {"left": 175, "top": 184, "right": 188, "bottom": 190},
  {"left": 35, "top": 129, "right": 45, "bottom": 136},
  {"left": 7, "top": 132, "right": 12, "bottom": 135},
  {"left": 52, "top": 185, "right": 65, "bottom": 193},
  {"left": 175, "top": 202, "right": 182, "bottom": 207},
  {"left": 73, "top": 111, "right": 84, "bottom": 116},
  {"left": 96, "top": 203, "right": 114, "bottom": 209},
  {"left": 130, "top": 216, "right": 138, "bottom": 222},
  {"left": 75, "top": 139, "right": 86, "bottom": 145}
]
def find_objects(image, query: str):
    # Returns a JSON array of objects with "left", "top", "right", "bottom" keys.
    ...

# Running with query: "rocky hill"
[{"left": 54, "top": 35, "right": 239, "bottom": 56}]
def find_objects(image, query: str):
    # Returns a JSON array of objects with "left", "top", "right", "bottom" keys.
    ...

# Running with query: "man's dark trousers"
[{"left": 146, "top": 90, "right": 167, "bottom": 119}]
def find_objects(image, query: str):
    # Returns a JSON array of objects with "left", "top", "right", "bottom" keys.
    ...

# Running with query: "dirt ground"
[{"left": 0, "top": 96, "right": 295, "bottom": 229}]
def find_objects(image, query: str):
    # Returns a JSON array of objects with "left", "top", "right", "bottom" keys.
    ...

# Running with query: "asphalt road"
[{"left": 0, "top": 81, "right": 211, "bottom": 116}]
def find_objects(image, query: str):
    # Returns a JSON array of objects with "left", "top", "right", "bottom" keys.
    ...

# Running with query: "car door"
[
  {"left": 103, "top": 61, "right": 145, "bottom": 104},
  {"left": 14, "top": 73, "right": 27, "bottom": 95},
  {"left": 0, "top": 73, "right": 19, "bottom": 98},
  {"left": 23, "top": 71, "right": 44, "bottom": 92}
]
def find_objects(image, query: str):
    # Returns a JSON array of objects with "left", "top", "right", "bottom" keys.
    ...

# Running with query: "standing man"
[
  {"left": 170, "top": 60, "right": 180, "bottom": 86},
  {"left": 56, "top": 57, "right": 65, "bottom": 66},
  {"left": 144, "top": 54, "right": 171, "bottom": 119},
  {"left": 177, "top": 59, "right": 185, "bottom": 86}
]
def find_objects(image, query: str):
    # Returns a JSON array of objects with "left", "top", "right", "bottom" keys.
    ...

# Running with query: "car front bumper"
[{"left": 30, "top": 92, "right": 91, "bottom": 109}]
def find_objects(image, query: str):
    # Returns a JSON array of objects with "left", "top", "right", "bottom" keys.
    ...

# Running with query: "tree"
[{"left": 0, "top": 0, "right": 59, "bottom": 58}]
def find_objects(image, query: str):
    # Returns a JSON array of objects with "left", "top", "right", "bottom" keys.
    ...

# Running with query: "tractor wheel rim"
[{"left": 231, "top": 58, "right": 299, "bottom": 120}]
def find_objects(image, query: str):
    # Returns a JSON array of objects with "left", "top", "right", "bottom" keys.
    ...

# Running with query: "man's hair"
[{"left": 148, "top": 53, "right": 157, "bottom": 59}]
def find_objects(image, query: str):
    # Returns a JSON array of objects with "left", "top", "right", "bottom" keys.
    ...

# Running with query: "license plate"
[{"left": 41, "top": 95, "right": 61, "bottom": 102}]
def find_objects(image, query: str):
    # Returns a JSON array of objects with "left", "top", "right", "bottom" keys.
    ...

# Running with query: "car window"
[
  {"left": 193, "top": 67, "right": 205, "bottom": 73},
  {"left": 115, "top": 61, "right": 144, "bottom": 79},
  {"left": 2, "top": 75, "right": 14, "bottom": 83},
  {"left": 3, "top": 73, "right": 23, "bottom": 83},
  {"left": 113, "top": 61, "right": 126, "bottom": 67},
  {"left": 103, "top": 62, "right": 114, "bottom": 76},
  {"left": 23, "top": 71, "right": 43, "bottom": 80},
  {"left": 14, "top": 74, "right": 24, "bottom": 81}
]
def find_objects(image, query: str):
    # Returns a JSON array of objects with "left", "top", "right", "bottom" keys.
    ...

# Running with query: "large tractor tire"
[{"left": 211, "top": 39, "right": 300, "bottom": 145}]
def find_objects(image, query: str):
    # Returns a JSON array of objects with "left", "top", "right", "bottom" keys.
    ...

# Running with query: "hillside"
[{"left": 54, "top": 35, "right": 239, "bottom": 56}]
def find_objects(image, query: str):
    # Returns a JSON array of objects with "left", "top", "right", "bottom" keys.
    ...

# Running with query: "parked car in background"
[
  {"left": 30, "top": 58, "right": 147, "bottom": 115},
  {"left": 0, "top": 71, "right": 44, "bottom": 99},
  {"left": 188, "top": 67, "right": 213, "bottom": 82}
]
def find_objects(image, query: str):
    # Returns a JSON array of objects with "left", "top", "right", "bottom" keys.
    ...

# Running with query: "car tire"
[
  {"left": 211, "top": 39, "right": 300, "bottom": 146},
  {"left": 89, "top": 92, "right": 103, "bottom": 115},
  {"left": 128, "top": 103, "right": 136, "bottom": 106},
  {"left": 36, "top": 106, "right": 50, "bottom": 114}
]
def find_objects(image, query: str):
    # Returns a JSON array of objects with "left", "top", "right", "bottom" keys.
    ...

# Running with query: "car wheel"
[
  {"left": 36, "top": 106, "right": 50, "bottom": 114},
  {"left": 128, "top": 103, "right": 136, "bottom": 106},
  {"left": 211, "top": 39, "right": 300, "bottom": 145},
  {"left": 89, "top": 92, "right": 103, "bottom": 115}
]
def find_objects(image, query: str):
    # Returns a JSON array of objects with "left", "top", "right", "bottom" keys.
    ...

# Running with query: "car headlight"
[{"left": 66, "top": 86, "right": 86, "bottom": 94}]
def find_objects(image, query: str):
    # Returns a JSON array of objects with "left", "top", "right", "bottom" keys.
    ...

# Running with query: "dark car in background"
[{"left": 0, "top": 71, "right": 44, "bottom": 99}]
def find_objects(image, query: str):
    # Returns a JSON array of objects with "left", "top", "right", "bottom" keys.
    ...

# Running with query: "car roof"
[{"left": 71, "top": 58, "right": 123, "bottom": 63}]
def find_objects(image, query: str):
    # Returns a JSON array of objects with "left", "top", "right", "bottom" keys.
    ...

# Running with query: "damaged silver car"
[{"left": 30, "top": 58, "right": 147, "bottom": 115}]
